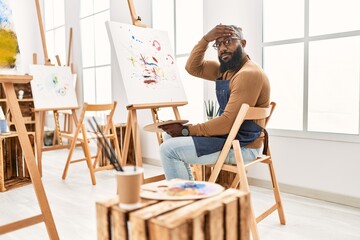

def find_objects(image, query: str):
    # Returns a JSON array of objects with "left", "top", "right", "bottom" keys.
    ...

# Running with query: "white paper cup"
[{"left": 116, "top": 166, "right": 143, "bottom": 209}]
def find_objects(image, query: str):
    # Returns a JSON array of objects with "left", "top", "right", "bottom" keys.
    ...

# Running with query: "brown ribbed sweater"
[{"left": 184, "top": 38, "right": 270, "bottom": 148}]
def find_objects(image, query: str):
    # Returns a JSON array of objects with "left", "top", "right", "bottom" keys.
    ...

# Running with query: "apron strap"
[{"left": 262, "top": 129, "right": 269, "bottom": 155}]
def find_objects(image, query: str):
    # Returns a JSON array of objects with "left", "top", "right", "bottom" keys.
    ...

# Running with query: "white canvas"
[
  {"left": 0, "top": 0, "right": 21, "bottom": 74},
  {"left": 29, "top": 64, "right": 78, "bottom": 110},
  {"left": 106, "top": 21, "right": 187, "bottom": 105}
]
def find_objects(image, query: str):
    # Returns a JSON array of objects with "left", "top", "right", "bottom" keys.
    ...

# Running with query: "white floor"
[{"left": 1, "top": 148, "right": 360, "bottom": 240}]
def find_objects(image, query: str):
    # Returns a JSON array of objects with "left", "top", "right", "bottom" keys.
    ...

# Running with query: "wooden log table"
[{"left": 96, "top": 187, "right": 250, "bottom": 240}]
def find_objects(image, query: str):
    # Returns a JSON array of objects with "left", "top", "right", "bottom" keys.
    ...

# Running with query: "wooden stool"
[{"left": 96, "top": 188, "right": 250, "bottom": 240}]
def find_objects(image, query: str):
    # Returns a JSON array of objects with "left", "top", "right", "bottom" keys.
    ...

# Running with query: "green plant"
[{"left": 204, "top": 100, "right": 219, "bottom": 119}]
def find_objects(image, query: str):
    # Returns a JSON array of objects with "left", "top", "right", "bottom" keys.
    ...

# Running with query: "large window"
[
  {"left": 152, "top": 0, "right": 204, "bottom": 124},
  {"left": 80, "top": 0, "right": 111, "bottom": 104},
  {"left": 263, "top": 0, "right": 360, "bottom": 140},
  {"left": 44, "top": 0, "right": 66, "bottom": 65}
]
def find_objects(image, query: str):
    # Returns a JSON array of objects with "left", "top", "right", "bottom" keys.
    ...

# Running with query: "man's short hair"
[{"left": 230, "top": 25, "right": 244, "bottom": 40}]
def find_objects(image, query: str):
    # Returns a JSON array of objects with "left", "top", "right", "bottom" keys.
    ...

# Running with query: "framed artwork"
[
  {"left": 29, "top": 64, "right": 78, "bottom": 110},
  {"left": 106, "top": 21, "right": 187, "bottom": 105},
  {"left": 0, "top": 0, "right": 21, "bottom": 74}
]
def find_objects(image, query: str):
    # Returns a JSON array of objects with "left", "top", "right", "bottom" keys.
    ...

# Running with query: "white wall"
[{"left": 263, "top": 136, "right": 360, "bottom": 200}]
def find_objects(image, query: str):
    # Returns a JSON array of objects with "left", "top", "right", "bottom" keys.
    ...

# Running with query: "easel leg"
[
  {"left": 53, "top": 110, "right": 63, "bottom": 145},
  {"left": 35, "top": 111, "right": 43, "bottom": 176},
  {"left": 1, "top": 83, "right": 59, "bottom": 239},
  {"left": 121, "top": 112, "right": 132, "bottom": 166},
  {"left": 151, "top": 108, "right": 163, "bottom": 144},
  {"left": 130, "top": 109, "right": 143, "bottom": 167},
  {"left": 0, "top": 139, "right": 5, "bottom": 192},
  {"left": 121, "top": 109, "right": 143, "bottom": 167}
]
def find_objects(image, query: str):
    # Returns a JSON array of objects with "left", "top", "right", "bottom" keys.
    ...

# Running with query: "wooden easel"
[
  {"left": 127, "top": 0, "right": 147, "bottom": 27},
  {"left": 33, "top": 0, "right": 78, "bottom": 175},
  {"left": 0, "top": 75, "right": 59, "bottom": 239},
  {"left": 53, "top": 27, "right": 75, "bottom": 144},
  {"left": 121, "top": 102, "right": 187, "bottom": 183},
  {"left": 35, "top": 107, "right": 78, "bottom": 175},
  {"left": 120, "top": 1, "right": 188, "bottom": 183}
]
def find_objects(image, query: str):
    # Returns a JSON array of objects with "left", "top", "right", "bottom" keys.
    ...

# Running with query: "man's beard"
[{"left": 219, "top": 46, "right": 243, "bottom": 73}]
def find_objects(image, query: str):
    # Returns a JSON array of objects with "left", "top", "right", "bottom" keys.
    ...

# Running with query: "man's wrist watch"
[{"left": 181, "top": 126, "right": 189, "bottom": 136}]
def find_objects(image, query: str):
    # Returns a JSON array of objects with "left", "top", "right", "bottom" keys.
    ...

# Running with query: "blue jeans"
[{"left": 159, "top": 134, "right": 262, "bottom": 180}]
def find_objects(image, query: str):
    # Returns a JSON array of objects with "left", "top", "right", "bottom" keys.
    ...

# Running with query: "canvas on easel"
[
  {"left": 29, "top": 64, "right": 78, "bottom": 110},
  {"left": 106, "top": 21, "right": 187, "bottom": 105},
  {"left": 0, "top": 0, "right": 21, "bottom": 74},
  {"left": 106, "top": 19, "right": 188, "bottom": 183}
]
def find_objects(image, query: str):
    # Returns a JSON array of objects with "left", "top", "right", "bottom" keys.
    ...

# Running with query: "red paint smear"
[
  {"left": 153, "top": 40, "right": 161, "bottom": 51},
  {"left": 144, "top": 80, "right": 157, "bottom": 84}
]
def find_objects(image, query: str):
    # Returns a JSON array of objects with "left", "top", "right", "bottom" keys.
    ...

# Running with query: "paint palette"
[
  {"left": 143, "top": 120, "right": 188, "bottom": 132},
  {"left": 140, "top": 179, "right": 224, "bottom": 200}
]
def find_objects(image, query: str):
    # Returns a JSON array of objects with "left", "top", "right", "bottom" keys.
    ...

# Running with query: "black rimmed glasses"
[{"left": 212, "top": 37, "right": 240, "bottom": 50}]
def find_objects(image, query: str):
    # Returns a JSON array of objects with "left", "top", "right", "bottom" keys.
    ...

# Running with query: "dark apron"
[{"left": 192, "top": 80, "right": 263, "bottom": 157}]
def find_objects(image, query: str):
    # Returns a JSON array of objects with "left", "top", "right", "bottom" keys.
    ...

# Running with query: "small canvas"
[
  {"left": 29, "top": 65, "right": 78, "bottom": 110},
  {"left": 0, "top": 0, "right": 21, "bottom": 73},
  {"left": 106, "top": 21, "right": 187, "bottom": 105}
]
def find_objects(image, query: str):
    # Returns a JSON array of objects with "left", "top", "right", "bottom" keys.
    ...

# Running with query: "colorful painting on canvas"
[
  {"left": 29, "top": 65, "right": 78, "bottom": 110},
  {"left": 0, "top": 0, "right": 20, "bottom": 73},
  {"left": 106, "top": 21, "right": 187, "bottom": 105}
]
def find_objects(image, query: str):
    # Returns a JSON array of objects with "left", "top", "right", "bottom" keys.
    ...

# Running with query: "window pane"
[
  {"left": 94, "top": 0, "right": 109, "bottom": 12},
  {"left": 94, "top": 11, "right": 110, "bottom": 66},
  {"left": 45, "top": 31, "right": 55, "bottom": 64},
  {"left": 53, "top": 0, "right": 65, "bottom": 27},
  {"left": 175, "top": 0, "right": 203, "bottom": 54},
  {"left": 152, "top": 0, "right": 174, "bottom": 47},
  {"left": 263, "top": 43, "right": 304, "bottom": 130},
  {"left": 44, "top": 0, "right": 54, "bottom": 30},
  {"left": 80, "top": 0, "right": 93, "bottom": 18},
  {"left": 176, "top": 57, "right": 203, "bottom": 124},
  {"left": 81, "top": 17, "right": 95, "bottom": 67},
  {"left": 54, "top": 27, "right": 66, "bottom": 65},
  {"left": 308, "top": 37, "right": 360, "bottom": 134},
  {"left": 263, "top": 0, "right": 304, "bottom": 42},
  {"left": 309, "top": 0, "right": 360, "bottom": 36},
  {"left": 83, "top": 68, "right": 96, "bottom": 103},
  {"left": 95, "top": 66, "right": 111, "bottom": 104}
]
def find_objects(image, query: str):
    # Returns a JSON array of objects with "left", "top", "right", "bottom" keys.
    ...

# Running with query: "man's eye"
[{"left": 224, "top": 40, "right": 231, "bottom": 45}]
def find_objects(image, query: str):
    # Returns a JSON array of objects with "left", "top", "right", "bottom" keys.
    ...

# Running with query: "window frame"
[
  {"left": 262, "top": 0, "right": 360, "bottom": 143},
  {"left": 43, "top": 0, "right": 66, "bottom": 66},
  {"left": 79, "top": 1, "right": 111, "bottom": 104}
]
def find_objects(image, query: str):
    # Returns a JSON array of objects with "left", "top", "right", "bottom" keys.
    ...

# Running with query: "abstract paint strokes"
[
  {"left": 0, "top": 0, "right": 19, "bottom": 70},
  {"left": 127, "top": 28, "right": 177, "bottom": 88},
  {"left": 29, "top": 65, "right": 78, "bottom": 110},
  {"left": 106, "top": 21, "right": 187, "bottom": 105}
]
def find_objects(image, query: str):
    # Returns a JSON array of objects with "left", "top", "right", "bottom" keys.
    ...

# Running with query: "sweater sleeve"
[{"left": 185, "top": 38, "right": 220, "bottom": 80}]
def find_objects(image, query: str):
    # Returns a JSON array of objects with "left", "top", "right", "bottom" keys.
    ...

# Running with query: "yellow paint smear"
[{"left": 0, "top": 29, "right": 19, "bottom": 68}]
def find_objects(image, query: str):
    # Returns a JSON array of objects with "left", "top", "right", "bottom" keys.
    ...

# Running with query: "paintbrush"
[{"left": 88, "top": 117, "right": 123, "bottom": 172}]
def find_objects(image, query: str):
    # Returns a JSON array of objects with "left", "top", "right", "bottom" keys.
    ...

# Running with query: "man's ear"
[{"left": 241, "top": 39, "right": 247, "bottom": 48}]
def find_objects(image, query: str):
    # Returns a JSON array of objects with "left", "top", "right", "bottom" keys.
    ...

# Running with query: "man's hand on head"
[{"left": 203, "top": 24, "right": 236, "bottom": 42}]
